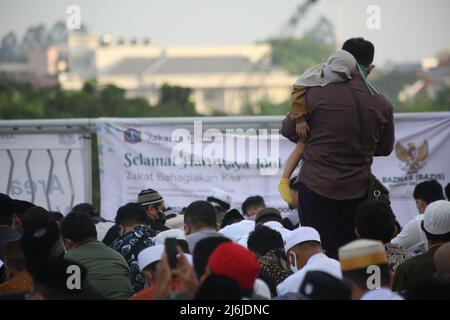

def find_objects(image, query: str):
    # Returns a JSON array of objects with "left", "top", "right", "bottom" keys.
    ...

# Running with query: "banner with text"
[{"left": 97, "top": 114, "right": 450, "bottom": 225}]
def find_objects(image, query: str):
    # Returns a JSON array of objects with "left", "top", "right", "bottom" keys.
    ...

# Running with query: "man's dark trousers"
[{"left": 298, "top": 183, "right": 366, "bottom": 259}]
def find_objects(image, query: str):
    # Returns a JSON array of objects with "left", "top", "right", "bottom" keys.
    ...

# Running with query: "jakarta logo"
[
  {"left": 395, "top": 140, "right": 428, "bottom": 174},
  {"left": 124, "top": 128, "right": 142, "bottom": 144}
]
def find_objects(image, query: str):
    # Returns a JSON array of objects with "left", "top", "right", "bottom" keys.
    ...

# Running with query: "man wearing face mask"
[
  {"left": 276, "top": 227, "right": 342, "bottom": 296},
  {"left": 138, "top": 188, "right": 170, "bottom": 232}
]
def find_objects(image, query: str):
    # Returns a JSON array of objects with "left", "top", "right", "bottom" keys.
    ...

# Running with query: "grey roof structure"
[
  {"left": 108, "top": 57, "right": 158, "bottom": 75},
  {"left": 107, "top": 56, "right": 269, "bottom": 75}
]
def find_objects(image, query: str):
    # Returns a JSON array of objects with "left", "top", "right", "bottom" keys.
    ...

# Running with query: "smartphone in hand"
[{"left": 165, "top": 237, "right": 178, "bottom": 269}]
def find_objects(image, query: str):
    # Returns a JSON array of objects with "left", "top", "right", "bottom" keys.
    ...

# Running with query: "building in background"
[
  {"left": 398, "top": 53, "right": 450, "bottom": 102},
  {"left": 59, "top": 33, "right": 297, "bottom": 114},
  {"left": 0, "top": 44, "right": 67, "bottom": 87}
]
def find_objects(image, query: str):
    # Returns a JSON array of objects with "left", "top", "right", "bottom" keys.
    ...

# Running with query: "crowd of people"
[
  {"left": 1, "top": 37, "right": 450, "bottom": 300},
  {"left": 0, "top": 179, "right": 450, "bottom": 300}
]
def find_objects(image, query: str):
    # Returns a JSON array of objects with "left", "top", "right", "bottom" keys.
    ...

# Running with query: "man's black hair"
[
  {"left": 247, "top": 225, "right": 284, "bottom": 256},
  {"left": 60, "top": 211, "right": 97, "bottom": 243},
  {"left": 21, "top": 206, "right": 53, "bottom": 233},
  {"left": 255, "top": 214, "right": 283, "bottom": 226},
  {"left": 445, "top": 183, "right": 450, "bottom": 201},
  {"left": 282, "top": 217, "right": 299, "bottom": 230},
  {"left": 0, "top": 193, "right": 15, "bottom": 226},
  {"left": 184, "top": 200, "right": 217, "bottom": 229},
  {"left": 193, "top": 236, "right": 231, "bottom": 278},
  {"left": 72, "top": 203, "right": 99, "bottom": 218},
  {"left": 355, "top": 200, "right": 396, "bottom": 243},
  {"left": 342, "top": 37, "right": 375, "bottom": 67},
  {"left": 422, "top": 224, "right": 450, "bottom": 243},
  {"left": 241, "top": 196, "right": 265, "bottom": 215},
  {"left": 220, "top": 209, "right": 244, "bottom": 229},
  {"left": 49, "top": 211, "right": 64, "bottom": 223},
  {"left": 413, "top": 180, "right": 445, "bottom": 204},
  {"left": 115, "top": 202, "right": 147, "bottom": 226},
  {"left": 13, "top": 199, "right": 35, "bottom": 218},
  {"left": 20, "top": 221, "right": 65, "bottom": 270}
]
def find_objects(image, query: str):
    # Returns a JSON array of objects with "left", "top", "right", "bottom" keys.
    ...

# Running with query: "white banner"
[
  {"left": 372, "top": 113, "right": 450, "bottom": 224},
  {"left": 97, "top": 114, "right": 450, "bottom": 225},
  {"left": 0, "top": 132, "right": 91, "bottom": 213}
]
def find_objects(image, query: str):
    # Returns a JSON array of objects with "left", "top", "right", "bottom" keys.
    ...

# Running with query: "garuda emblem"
[{"left": 395, "top": 140, "right": 428, "bottom": 174}]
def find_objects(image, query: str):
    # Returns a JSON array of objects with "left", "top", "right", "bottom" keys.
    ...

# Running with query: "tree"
[
  {"left": 47, "top": 21, "right": 68, "bottom": 45},
  {"left": 0, "top": 31, "right": 23, "bottom": 62},
  {"left": 435, "top": 86, "right": 450, "bottom": 110},
  {"left": 267, "top": 37, "right": 333, "bottom": 75},
  {"left": 21, "top": 24, "right": 47, "bottom": 51},
  {"left": 243, "top": 98, "right": 290, "bottom": 116},
  {"left": 158, "top": 84, "right": 197, "bottom": 116},
  {"left": 0, "top": 80, "right": 199, "bottom": 119}
]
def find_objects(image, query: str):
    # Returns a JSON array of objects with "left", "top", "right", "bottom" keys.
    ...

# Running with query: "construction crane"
[{"left": 219, "top": 0, "right": 320, "bottom": 113}]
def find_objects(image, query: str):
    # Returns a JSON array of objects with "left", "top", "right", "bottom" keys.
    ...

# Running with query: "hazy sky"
[{"left": 1, "top": 0, "right": 449, "bottom": 67}]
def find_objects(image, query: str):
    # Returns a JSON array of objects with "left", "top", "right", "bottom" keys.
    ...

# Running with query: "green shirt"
[{"left": 65, "top": 240, "right": 132, "bottom": 300}]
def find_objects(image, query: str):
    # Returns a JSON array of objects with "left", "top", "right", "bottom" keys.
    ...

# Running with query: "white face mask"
[{"left": 289, "top": 252, "right": 298, "bottom": 273}]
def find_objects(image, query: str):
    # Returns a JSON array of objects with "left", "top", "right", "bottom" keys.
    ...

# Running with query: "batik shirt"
[
  {"left": 385, "top": 242, "right": 414, "bottom": 272},
  {"left": 111, "top": 225, "right": 159, "bottom": 293}
]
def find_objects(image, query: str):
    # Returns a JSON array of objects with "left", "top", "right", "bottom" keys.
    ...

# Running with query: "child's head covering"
[{"left": 294, "top": 50, "right": 356, "bottom": 87}]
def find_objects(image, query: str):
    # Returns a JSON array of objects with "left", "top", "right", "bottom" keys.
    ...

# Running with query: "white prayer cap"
[
  {"left": 152, "top": 229, "right": 186, "bottom": 245},
  {"left": 219, "top": 220, "right": 255, "bottom": 242},
  {"left": 284, "top": 227, "right": 321, "bottom": 253},
  {"left": 207, "top": 188, "right": 232, "bottom": 211},
  {"left": 339, "top": 239, "right": 387, "bottom": 272},
  {"left": 137, "top": 244, "right": 164, "bottom": 271},
  {"left": 423, "top": 200, "right": 450, "bottom": 235}
]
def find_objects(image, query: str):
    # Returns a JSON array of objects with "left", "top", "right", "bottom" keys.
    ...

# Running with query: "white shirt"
[
  {"left": 276, "top": 253, "right": 342, "bottom": 296},
  {"left": 253, "top": 278, "right": 272, "bottom": 299},
  {"left": 361, "top": 288, "right": 404, "bottom": 300},
  {"left": 391, "top": 215, "right": 428, "bottom": 254},
  {"left": 95, "top": 221, "right": 115, "bottom": 241},
  {"left": 219, "top": 220, "right": 255, "bottom": 243}
]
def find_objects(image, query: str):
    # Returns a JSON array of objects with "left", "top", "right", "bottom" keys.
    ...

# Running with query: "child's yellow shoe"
[{"left": 278, "top": 178, "right": 294, "bottom": 206}]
